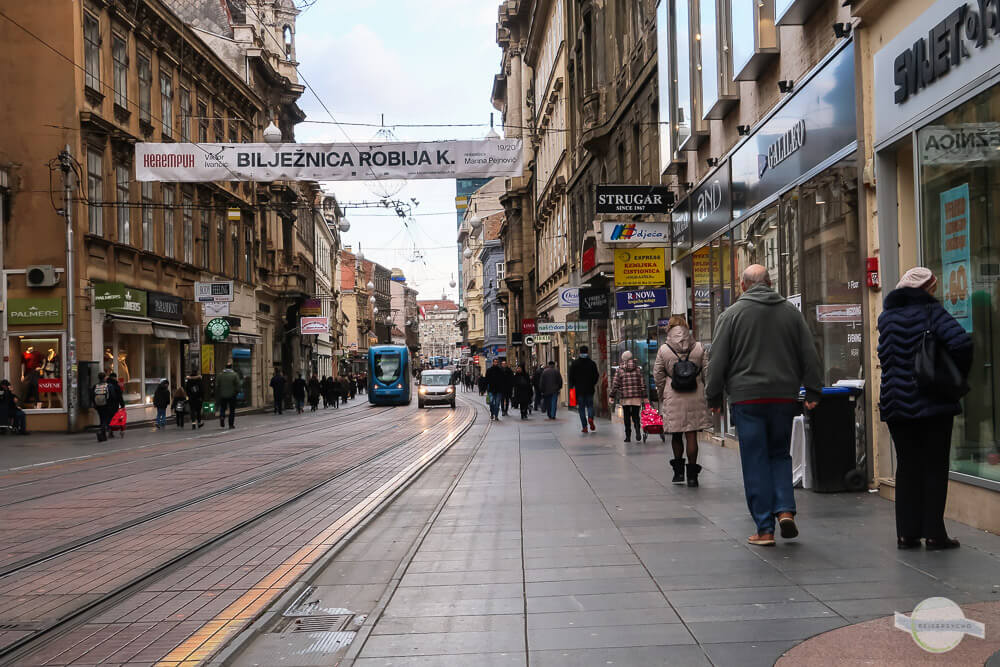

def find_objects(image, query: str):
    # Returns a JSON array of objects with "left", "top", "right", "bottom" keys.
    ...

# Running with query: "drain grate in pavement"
[{"left": 278, "top": 614, "right": 353, "bottom": 634}]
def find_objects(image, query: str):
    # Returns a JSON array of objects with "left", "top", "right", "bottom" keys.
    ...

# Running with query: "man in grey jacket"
[{"left": 705, "top": 265, "right": 822, "bottom": 547}]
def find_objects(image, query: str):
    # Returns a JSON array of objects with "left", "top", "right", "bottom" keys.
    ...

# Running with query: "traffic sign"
[{"left": 524, "top": 334, "right": 535, "bottom": 347}]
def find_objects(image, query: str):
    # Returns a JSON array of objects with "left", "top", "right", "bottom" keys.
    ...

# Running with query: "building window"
[
  {"left": 182, "top": 194, "right": 193, "bottom": 263},
  {"left": 84, "top": 13, "right": 100, "bottom": 91},
  {"left": 138, "top": 53, "right": 152, "bottom": 124},
  {"left": 159, "top": 69, "right": 173, "bottom": 137},
  {"left": 244, "top": 225, "right": 252, "bottom": 279},
  {"left": 116, "top": 164, "right": 130, "bottom": 245},
  {"left": 178, "top": 88, "right": 191, "bottom": 142},
  {"left": 112, "top": 35, "right": 127, "bottom": 108},
  {"left": 197, "top": 100, "right": 208, "bottom": 143},
  {"left": 87, "top": 149, "right": 103, "bottom": 236},
  {"left": 231, "top": 222, "right": 240, "bottom": 280},
  {"left": 497, "top": 307, "right": 506, "bottom": 336},
  {"left": 163, "top": 186, "right": 175, "bottom": 258},
  {"left": 213, "top": 108, "right": 223, "bottom": 143},
  {"left": 228, "top": 112, "right": 238, "bottom": 144},
  {"left": 141, "top": 181, "right": 154, "bottom": 251},
  {"left": 496, "top": 261, "right": 505, "bottom": 281},
  {"left": 200, "top": 215, "right": 210, "bottom": 268},
  {"left": 217, "top": 212, "right": 225, "bottom": 273},
  {"left": 283, "top": 25, "right": 294, "bottom": 60}
]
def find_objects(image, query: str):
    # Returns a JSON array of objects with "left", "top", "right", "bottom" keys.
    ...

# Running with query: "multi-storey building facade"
[
  {"left": 0, "top": 0, "right": 325, "bottom": 430},
  {"left": 417, "top": 300, "right": 460, "bottom": 363},
  {"left": 480, "top": 215, "right": 508, "bottom": 364}
]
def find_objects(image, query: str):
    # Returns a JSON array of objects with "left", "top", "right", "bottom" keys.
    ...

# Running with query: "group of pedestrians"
[{"left": 270, "top": 370, "right": 365, "bottom": 415}]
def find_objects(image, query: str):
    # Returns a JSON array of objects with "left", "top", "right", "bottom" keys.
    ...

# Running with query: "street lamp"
[
  {"left": 468, "top": 215, "right": 482, "bottom": 232},
  {"left": 366, "top": 280, "right": 375, "bottom": 291},
  {"left": 463, "top": 247, "right": 473, "bottom": 259}
]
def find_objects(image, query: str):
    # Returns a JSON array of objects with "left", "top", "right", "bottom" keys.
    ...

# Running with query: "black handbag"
[{"left": 914, "top": 310, "right": 969, "bottom": 401}]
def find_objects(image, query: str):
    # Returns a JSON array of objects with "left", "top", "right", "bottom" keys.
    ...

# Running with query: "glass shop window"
[{"left": 10, "top": 336, "right": 63, "bottom": 410}]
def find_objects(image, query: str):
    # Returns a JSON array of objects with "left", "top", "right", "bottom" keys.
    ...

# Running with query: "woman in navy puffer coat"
[{"left": 877, "top": 267, "right": 972, "bottom": 550}]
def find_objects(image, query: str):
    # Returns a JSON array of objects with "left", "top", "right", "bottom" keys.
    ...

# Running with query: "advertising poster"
[
  {"left": 939, "top": 184, "right": 973, "bottom": 332},
  {"left": 616, "top": 289, "right": 668, "bottom": 311},
  {"left": 614, "top": 248, "right": 666, "bottom": 286},
  {"left": 579, "top": 288, "right": 611, "bottom": 320}
]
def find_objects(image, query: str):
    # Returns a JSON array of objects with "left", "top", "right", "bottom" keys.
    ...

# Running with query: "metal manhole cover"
[{"left": 278, "top": 614, "right": 353, "bottom": 634}]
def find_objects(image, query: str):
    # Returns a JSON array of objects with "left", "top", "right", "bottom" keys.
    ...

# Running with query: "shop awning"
[
  {"left": 152, "top": 323, "right": 191, "bottom": 340},
  {"left": 108, "top": 315, "right": 154, "bottom": 335},
  {"left": 231, "top": 333, "right": 261, "bottom": 345}
]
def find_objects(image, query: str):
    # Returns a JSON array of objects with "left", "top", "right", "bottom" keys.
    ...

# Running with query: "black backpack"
[{"left": 667, "top": 344, "right": 700, "bottom": 393}]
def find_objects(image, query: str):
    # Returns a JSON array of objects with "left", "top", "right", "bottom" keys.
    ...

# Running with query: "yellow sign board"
[
  {"left": 227, "top": 208, "right": 241, "bottom": 222},
  {"left": 201, "top": 344, "right": 215, "bottom": 375},
  {"left": 692, "top": 244, "right": 732, "bottom": 286},
  {"left": 614, "top": 248, "right": 666, "bottom": 286}
]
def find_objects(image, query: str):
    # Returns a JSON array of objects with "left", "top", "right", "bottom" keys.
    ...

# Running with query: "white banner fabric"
[{"left": 135, "top": 139, "right": 524, "bottom": 182}]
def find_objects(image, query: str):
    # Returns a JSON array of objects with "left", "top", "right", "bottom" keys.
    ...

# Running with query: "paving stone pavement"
[{"left": 328, "top": 396, "right": 1000, "bottom": 667}]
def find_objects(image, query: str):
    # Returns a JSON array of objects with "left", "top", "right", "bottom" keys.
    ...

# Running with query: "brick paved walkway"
[
  {"left": 1, "top": 402, "right": 476, "bottom": 665},
  {"left": 242, "top": 396, "right": 1000, "bottom": 667}
]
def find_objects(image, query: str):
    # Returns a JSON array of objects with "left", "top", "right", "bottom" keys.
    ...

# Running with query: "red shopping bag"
[{"left": 569, "top": 387, "right": 577, "bottom": 407}]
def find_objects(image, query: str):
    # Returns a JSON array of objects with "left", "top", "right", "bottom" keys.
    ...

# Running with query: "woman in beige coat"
[{"left": 653, "top": 315, "right": 712, "bottom": 487}]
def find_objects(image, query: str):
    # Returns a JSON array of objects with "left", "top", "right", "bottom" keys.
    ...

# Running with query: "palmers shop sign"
[{"left": 136, "top": 140, "right": 524, "bottom": 182}]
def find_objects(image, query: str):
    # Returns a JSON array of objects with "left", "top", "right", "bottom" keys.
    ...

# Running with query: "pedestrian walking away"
[
  {"left": 654, "top": 316, "right": 713, "bottom": 487},
  {"left": 292, "top": 373, "right": 307, "bottom": 413},
  {"left": 512, "top": 364, "right": 533, "bottom": 419},
  {"left": 568, "top": 345, "right": 600, "bottom": 433},
  {"left": 705, "top": 264, "right": 822, "bottom": 547},
  {"left": 484, "top": 358, "right": 506, "bottom": 421},
  {"left": 216, "top": 362, "right": 241, "bottom": 429},
  {"left": 172, "top": 384, "right": 188, "bottom": 428},
  {"left": 308, "top": 375, "right": 321, "bottom": 411},
  {"left": 98, "top": 373, "right": 126, "bottom": 438},
  {"left": 330, "top": 376, "right": 341, "bottom": 408},
  {"left": 91, "top": 371, "right": 112, "bottom": 439},
  {"left": 185, "top": 372, "right": 204, "bottom": 429},
  {"left": 532, "top": 364, "right": 544, "bottom": 411},
  {"left": 270, "top": 369, "right": 287, "bottom": 414},
  {"left": 500, "top": 359, "right": 514, "bottom": 416},
  {"left": 153, "top": 380, "right": 171, "bottom": 429},
  {"left": 610, "top": 351, "right": 645, "bottom": 443},
  {"left": 540, "top": 360, "right": 563, "bottom": 419},
  {"left": 878, "top": 267, "right": 973, "bottom": 551}
]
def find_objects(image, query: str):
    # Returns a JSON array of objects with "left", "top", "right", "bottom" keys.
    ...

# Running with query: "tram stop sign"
[{"left": 524, "top": 334, "right": 536, "bottom": 347}]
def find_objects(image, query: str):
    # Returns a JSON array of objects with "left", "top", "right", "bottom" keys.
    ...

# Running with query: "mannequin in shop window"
[
  {"left": 118, "top": 352, "right": 130, "bottom": 383},
  {"left": 41, "top": 348, "right": 60, "bottom": 408},
  {"left": 103, "top": 348, "right": 114, "bottom": 376},
  {"left": 20, "top": 346, "right": 43, "bottom": 406}
]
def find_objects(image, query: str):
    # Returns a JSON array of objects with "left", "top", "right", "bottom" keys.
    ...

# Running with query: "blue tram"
[{"left": 368, "top": 345, "right": 412, "bottom": 406}]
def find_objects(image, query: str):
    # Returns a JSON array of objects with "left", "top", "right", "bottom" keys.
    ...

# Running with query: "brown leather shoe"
[
  {"left": 747, "top": 533, "right": 776, "bottom": 546},
  {"left": 777, "top": 513, "right": 798, "bottom": 539}
]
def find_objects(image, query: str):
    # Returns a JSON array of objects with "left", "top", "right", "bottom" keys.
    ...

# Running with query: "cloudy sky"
[{"left": 293, "top": 0, "right": 503, "bottom": 302}]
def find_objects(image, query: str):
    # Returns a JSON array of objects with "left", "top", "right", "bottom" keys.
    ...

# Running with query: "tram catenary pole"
[{"left": 59, "top": 146, "right": 78, "bottom": 432}]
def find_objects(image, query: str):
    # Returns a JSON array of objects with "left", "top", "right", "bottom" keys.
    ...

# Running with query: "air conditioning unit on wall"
[{"left": 26, "top": 265, "right": 58, "bottom": 287}]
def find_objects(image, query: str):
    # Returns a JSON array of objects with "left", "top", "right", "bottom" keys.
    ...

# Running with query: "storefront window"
[
  {"left": 233, "top": 347, "right": 252, "bottom": 407},
  {"left": 795, "top": 163, "right": 863, "bottom": 385},
  {"left": 733, "top": 205, "right": 779, "bottom": 299},
  {"left": 692, "top": 245, "right": 713, "bottom": 346},
  {"left": 918, "top": 85, "right": 1000, "bottom": 484},
  {"left": 144, "top": 338, "right": 168, "bottom": 403},
  {"left": 118, "top": 334, "right": 143, "bottom": 405},
  {"left": 9, "top": 335, "right": 62, "bottom": 410}
]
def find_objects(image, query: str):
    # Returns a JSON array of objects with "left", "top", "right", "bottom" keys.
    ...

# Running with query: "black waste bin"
[{"left": 807, "top": 386, "right": 865, "bottom": 493}]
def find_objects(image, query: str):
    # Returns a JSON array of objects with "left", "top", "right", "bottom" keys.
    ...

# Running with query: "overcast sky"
[{"left": 293, "top": 0, "right": 503, "bottom": 302}]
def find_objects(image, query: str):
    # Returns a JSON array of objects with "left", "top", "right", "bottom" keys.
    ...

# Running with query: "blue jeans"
[
  {"left": 730, "top": 402, "right": 799, "bottom": 535},
  {"left": 155, "top": 407, "right": 167, "bottom": 427},
  {"left": 577, "top": 393, "right": 594, "bottom": 429},
  {"left": 545, "top": 393, "right": 559, "bottom": 419},
  {"left": 489, "top": 391, "right": 502, "bottom": 418}
]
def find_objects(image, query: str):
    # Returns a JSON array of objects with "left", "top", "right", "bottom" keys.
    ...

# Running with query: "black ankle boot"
[
  {"left": 686, "top": 463, "right": 702, "bottom": 487},
  {"left": 670, "top": 458, "right": 685, "bottom": 484}
]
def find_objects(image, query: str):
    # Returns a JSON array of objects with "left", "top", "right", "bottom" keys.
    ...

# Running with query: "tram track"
[
  {"left": 0, "top": 403, "right": 394, "bottom": 501},
  {"left": 0, "top": 405, "right": 476, "bottom": 666},
  {"left": 0, "top": 409, "right": 401, "bottom": 578}
]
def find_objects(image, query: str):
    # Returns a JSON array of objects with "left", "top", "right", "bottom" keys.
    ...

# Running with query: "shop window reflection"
[
  {"left": 144, "top": 339, "right": 168, "bottom": 404},
  {"left": 917, "top": 84, "right": 1000, "bottom": 483}
]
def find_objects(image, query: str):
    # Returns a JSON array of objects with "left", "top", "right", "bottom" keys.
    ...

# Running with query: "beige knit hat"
[{"left": 896, "top": 266, "right": 934, "bottom": 290}]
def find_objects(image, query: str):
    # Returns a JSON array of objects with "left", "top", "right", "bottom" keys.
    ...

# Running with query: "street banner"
[
  {"left": 300, "top": 316, "right": 329, "bottom": 334},
  {"left": 939, "top": 184, "right": 973, "bottom": 331},
  {"left": 579, "top": 288, "right": 610, "bottom": 320},
  {"left": 301, "top": 298, "right": 322, "bottom": 316},
  {"left": 614, "top": 248, "right": 666, "bottom": 286},
  {"left": 595, "top": 185, "right": 673, "bottom": 214},
  {"left": 616, "top": 288, "right": 668, "bottom": 311},
  {"left": 136, "top": 139, "right": 524, "bottom": 182},
  {"left": 602, "top": 221, "right": 670, "bottom": 243},
  {"left": 559, "top": 287, "right": 579, "bottom": 309}
]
